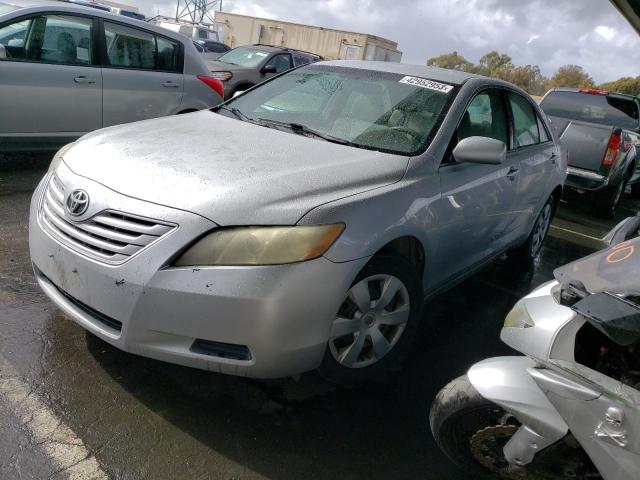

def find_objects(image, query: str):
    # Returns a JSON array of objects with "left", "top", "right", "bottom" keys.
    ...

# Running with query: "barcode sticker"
[{"left": 399, "top": 76, "right": 454, "bottom": 93}]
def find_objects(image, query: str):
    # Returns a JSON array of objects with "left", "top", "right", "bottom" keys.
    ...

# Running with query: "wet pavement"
[{"left": 1, "top": 153, "right": 638, "bottom": 480}]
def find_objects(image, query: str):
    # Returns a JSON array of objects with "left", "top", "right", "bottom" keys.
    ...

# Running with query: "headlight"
[
  {"left": 210, "top": 71, "right": 233, "bottom": 81},
  {"left": 503, "top": 302, "right": 535, "bottom": 329},
  {"left": 174, "top": 224, "right": 345, "bottom": 266},
  {"left": 48, "top": 142, "right": 74, "bottom": 172}
]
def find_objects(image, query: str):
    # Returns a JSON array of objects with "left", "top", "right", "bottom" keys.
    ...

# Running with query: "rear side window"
[
  {"left": 104, "top": 22, "right": 181, "bottom": 72},
  {"left": 509, "top": 93, "right": 540, "bottom": 148},
  {"left": 541, "top": 91, "right": 640, "bottom": 130},
  {"left": 0, "top": 15, "right": 93, "bottom": 65},
  {"left": 458, "top": 90, "right": 509, "bottom": 145},
  {"left": 293, "top": 53, "right": 312, "bottom": 66}
]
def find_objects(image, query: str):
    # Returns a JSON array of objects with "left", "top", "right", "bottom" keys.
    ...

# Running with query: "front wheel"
[
  {"left": 318, "top": 254, "right": 422, "bottom": 385},
  {"left": 429, "top": 375, "right": 601, "bottom": 480}
]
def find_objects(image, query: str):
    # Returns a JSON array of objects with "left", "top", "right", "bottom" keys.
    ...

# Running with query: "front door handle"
[
  {"left": 506, "top": 166, "right": 519, "bottom": 180},
  {"left": 74, "top": 75, "right": 96, "bottom": 84},
  {"left": 162, "top": 81, "right": 180, "bottom": 88},
  {"left": 549, "top": 152, "right": 558, "bottom": 165}
]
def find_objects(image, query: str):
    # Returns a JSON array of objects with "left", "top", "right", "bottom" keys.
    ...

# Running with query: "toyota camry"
[{"left": 29, "top": 61, "right": 566, "bottom": 384}]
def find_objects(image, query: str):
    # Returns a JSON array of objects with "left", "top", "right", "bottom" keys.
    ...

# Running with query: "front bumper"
[
  {"left": 29, "top": 166, "right": 368, "bottom": 379},
  {"left": 565, "top": 166, "right": 609, "bottom": 191}
]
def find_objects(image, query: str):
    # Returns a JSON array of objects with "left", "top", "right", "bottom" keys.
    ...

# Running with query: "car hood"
[{"left": 63, "top": 111, "right": 409, "bottom": 225}]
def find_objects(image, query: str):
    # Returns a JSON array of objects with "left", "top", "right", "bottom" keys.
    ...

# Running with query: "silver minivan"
[{"left": 0, "top": 0, "right": 224, "bottom": 151}]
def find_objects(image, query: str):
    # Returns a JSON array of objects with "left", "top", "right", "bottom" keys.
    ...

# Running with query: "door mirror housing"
[
  {"left": 261, "top": 64, "right": 277, "bottom": 74},
  {"left": 453, "top": 136, "right": 506, "bottom": 165},
  {"left": 0, "top": 44, "right": 6, "bottom": 60}
]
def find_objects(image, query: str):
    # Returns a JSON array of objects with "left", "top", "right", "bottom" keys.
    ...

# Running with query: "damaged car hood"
[{"left": 62, "top": 110, "right": 409, "bottom": 225}]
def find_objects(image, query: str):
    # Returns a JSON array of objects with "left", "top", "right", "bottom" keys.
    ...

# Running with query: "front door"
[
  {"left": 0, "top": 13, "right": 101, "bottom": 143},
  {"left": 435, "top": 89, "right": 519, "bottom": 279},
  {"left": 101, "top": 21, "right": 183, "bottom": 127}
]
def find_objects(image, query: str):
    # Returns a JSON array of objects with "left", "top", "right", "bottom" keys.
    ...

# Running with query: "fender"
[{"left": 468, "top": 356, "right": 569, "bottom": 466}]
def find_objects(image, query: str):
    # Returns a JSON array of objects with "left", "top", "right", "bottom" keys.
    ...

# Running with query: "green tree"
[
  {"left": 476, "top": 51, "right": 513, "bottom": 77},
  {"left": 499, "top": 65, "right": 548, "bottom": 96},
  {"left": 426, "top": 51, "right": 474, "bottom": 72},
  {"left": 547, "top": 65, "right": 595, "bottom": 89},
  {"left": 598, "top": 76, "right": 640, "bottom": 96}
]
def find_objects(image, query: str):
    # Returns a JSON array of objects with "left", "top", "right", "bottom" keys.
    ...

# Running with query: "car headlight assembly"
[
  {"left": 503, "top": 302, "right": 535, "bottom": 329},
  {"left": 174, "top": 224, "right": 345, "bottom": 266},
  {"left": 210, "top": 71, "right": 233, "bottom": 81}
]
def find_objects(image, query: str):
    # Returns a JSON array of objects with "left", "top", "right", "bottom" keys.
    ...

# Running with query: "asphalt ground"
[{"left": 1, "top": 152, "right": 638, "bottom": 480}]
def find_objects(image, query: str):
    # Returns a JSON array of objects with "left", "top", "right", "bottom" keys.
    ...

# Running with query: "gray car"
[
  {"left": 0, "top": 0, "right": 224, "bottom": 151},
  {"left": 29, "top": 61, "right": 566, "bottom": 384},
  {"left": 206, "top": 44, "right": 321, "bottom": 99}
]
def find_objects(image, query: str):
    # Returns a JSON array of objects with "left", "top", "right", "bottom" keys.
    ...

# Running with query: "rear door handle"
[
  {"left": 162, "top": 81, "right": 180, "bottom": 88},
  {"left": 506, "top": 166, "right": 519, "bottom": 179},
  {"left": 550, "top": 152, "right": 558, "bottom": 164},
  {"left": 74, "top": 75, "right": 96, "bottom": 84}
]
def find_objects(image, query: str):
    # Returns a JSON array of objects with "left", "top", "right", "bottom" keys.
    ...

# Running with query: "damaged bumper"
[{"left": 28, "top": 167, "right": 367, "bottom": 379}]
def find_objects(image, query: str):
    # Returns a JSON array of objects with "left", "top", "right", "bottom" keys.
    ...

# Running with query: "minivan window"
[
  {"left": 509, "top": 92, "right": 540, "bottom": 148},
  {"left": 540, "top": 91, "right": 640, "bottom": 130},
  {"left": 226, "top": 65, "right": 455, "bottom": 155},
  {"left": 0, "top": 15, "right": 93, "bottom": 65},
  {"left": 218, "top": 46, "right": 269, "bottom": 67}
]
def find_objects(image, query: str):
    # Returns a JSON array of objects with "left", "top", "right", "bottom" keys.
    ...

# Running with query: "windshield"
[
  {"left": 541, "top": 91, "right": 640, "bottom": 130},
  {"left": 218, "top": 46, "right": 270, "bottom": 67},
  {"left": 222, "top": 65, "right": 456, "bottom": 155}
]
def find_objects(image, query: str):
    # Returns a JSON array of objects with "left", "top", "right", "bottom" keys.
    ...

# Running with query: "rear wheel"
[
  {"left": 318, "top": 254, "right": 421, "bottom": 385},
  {"left": 593, "top": 174, "right": 628, "bottom": 218},
  {"left": 429, "top": 375, "right": 601, "bottom": 479},
  {"left": 510, "top": 196, "right": 554, "bottom": 263}
]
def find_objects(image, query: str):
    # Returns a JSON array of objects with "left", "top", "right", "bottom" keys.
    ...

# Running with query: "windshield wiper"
[
  {"left": 256, "top": 119, "right": 361, "bottom": 148},
  {"left": 217, "top": 105, "right": 263, "bottom": 125}
]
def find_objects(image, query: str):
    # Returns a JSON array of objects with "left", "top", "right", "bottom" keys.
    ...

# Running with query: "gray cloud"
[{"left": 140, "top": 0, "right": 640, "bottom": 83}]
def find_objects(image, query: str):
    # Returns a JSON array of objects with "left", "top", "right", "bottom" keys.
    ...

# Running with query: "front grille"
[{"left": 39, "top": 174, "right": 175, "bottom": 264}]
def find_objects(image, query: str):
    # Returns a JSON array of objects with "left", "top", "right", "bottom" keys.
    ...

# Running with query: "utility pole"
[{"left": 174, "top": 0, "right": 221, "bottom": 24}]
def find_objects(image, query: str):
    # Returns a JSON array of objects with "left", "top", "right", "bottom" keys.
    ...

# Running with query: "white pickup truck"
[{"left": 540, "top": 88, "right": 640, "bottom": 217}]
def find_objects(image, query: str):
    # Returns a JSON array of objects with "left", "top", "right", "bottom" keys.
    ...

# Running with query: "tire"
[
  {"left": 317, "top": 254, "right": 422, "bottom": 386},
  {"left": 593, "top": 175, "right": 628, "bottom": 218},
  {"left": 430, "top": 375, "right": 602, "bottom": 480},
  {"left": 510, "top": 196, "right": 555, "bottom": 263},
  {"left": 429, "top": 375, "right": 503, "bottom": 477}
]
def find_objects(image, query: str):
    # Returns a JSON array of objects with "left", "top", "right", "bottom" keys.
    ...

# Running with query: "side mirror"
[
  {"left": 0, "top": 45, "right": 6, "bottom": 60},
  {"left": 453, "top": 136, "right": 506, "bottom": 165},
  {"left": 261, "top": 64, "right": 277, "bottom": 74}
]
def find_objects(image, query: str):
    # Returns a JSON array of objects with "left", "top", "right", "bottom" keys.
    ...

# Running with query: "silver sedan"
[
  {"left": 29, "top": 61, "right": 566, "bottom": 384},
  {"left": 0, "top": 0, "right": 224, "bottom": 151}
]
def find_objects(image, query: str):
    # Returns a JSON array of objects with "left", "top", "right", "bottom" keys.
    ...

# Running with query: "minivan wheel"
[
  {"left": 510, "top": 196, "right": 554, "bottom": 263},
  {"left": 318, "top": 254, "right": 421, "bottom": 385}
]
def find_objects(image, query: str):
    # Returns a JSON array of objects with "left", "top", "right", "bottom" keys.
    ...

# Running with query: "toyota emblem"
[{"left": 65, "top": 189, "right": 90, "bottom": 216}]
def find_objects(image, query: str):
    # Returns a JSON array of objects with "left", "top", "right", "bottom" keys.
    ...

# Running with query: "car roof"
[
  {"left": 316, "top": 60, "right": 483, "bottom": 86},
  {"left": 0, "top": 0, "right": 188, "bottom": 42}
]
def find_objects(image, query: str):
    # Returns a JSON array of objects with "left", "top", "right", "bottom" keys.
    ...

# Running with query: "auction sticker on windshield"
[{"left": 399, "top": 76, "right": 454, "bottom": 93}]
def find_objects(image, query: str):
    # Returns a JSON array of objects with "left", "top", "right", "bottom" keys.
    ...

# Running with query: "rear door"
[
  {"left": 0, "top": 13, "right": 101, "bottom": 141},
  {"left": 101, "top": 21, "right": 183, "bottom": 127},
  {"left": 506, "top": 91, "right": 558, "bottom": 237}
]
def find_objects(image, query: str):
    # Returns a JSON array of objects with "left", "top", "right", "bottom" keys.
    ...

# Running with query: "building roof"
[{"left": 215, "top": 11, "right": 398, "bottom": 47}]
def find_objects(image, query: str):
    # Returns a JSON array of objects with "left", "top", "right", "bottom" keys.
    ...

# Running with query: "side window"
[
  {"left": 156, "top": 36, "right": 178, "bottom": 71},
  {"left": 268, "top": 54, "right": 292, "bottom": 73},
  {"left": 537, "top": 115, "right": 550, "bottom": 143},
  {"left": 509, "top": 93, "right": 540, "bottom": 148},
  {"left": 458, "top": 90, "right": 509, "bottom": 145},
  {"left": 104, "top": 22, "right": 155, "bottom": 70},
  {"left": 0, "top": 15, "right": 92, "bottom": 65},
  {"left": 293, "top": 53, "right": 311, "bottom": 67}
]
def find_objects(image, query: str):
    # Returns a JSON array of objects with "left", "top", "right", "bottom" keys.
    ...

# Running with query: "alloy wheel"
[{"left": 329, "top": 274, "right": 410, "bottom": 369}]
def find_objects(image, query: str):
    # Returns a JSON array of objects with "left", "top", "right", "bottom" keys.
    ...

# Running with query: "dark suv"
[{"left": 206, "top": 44, "right": 322, "bottom": 99}]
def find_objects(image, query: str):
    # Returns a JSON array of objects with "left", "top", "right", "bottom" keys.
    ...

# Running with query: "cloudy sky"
[{"left": 142, "top": 0, "right": 639, "bottom": 83}]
